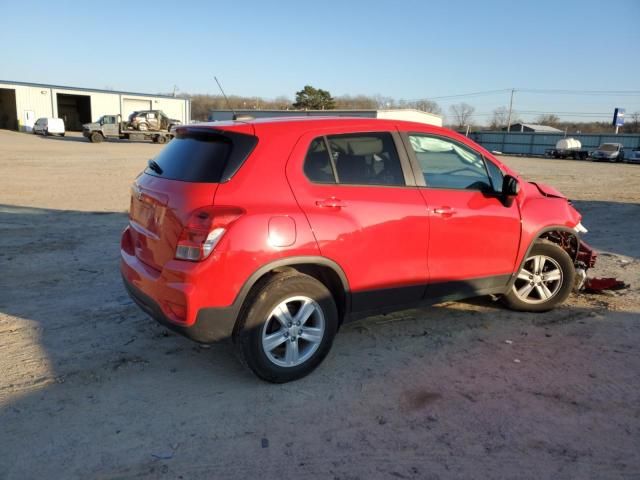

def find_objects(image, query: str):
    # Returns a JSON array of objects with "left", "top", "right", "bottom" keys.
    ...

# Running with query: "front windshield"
[{"left": 599, "top": 144, "right": 618, "bottom": 152}]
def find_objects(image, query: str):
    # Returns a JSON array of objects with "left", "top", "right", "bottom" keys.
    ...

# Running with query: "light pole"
[{"left": 506, "top": 89, "right": 515, "bottom": 131}]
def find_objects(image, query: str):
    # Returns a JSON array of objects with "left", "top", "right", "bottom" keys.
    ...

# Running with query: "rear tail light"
[{"left": 175, "top": 206, "right": 244, "bottom": 261}]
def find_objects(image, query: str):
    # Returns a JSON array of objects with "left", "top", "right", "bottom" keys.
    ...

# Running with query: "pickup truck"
[{"left": 82, "top": 114, "right": 175, "bottom": 143}]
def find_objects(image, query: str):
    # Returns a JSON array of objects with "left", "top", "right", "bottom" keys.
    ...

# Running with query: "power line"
[
  {"left": 426, "top": 89, "right": 511, "bottom": 100},
  {"left": 517, "top": 89, "right": 640, "bottom": 96},
  {"left": 466, "top": 110, "right": 633, "bottom": 119},
  {"left": 415, "top": 88, "right": 640, "bottom": 103}
]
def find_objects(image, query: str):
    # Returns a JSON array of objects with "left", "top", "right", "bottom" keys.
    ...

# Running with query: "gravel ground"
[{"left": 0, "top": 130, "right": 638, "bottom": 479}]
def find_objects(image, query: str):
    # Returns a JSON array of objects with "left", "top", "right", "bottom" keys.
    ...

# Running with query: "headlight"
[{"left": 574, "top": 222, "right": 588, "bottom": 234}]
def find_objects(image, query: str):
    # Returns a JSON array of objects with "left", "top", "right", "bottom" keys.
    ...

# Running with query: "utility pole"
[{"left": 506, "top": 89, "right": 515, "bottom": 131}]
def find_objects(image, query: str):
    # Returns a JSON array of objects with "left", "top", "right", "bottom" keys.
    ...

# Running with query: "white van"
[{"left": 33, "top": 117, "right": 65, "bottom": 136}]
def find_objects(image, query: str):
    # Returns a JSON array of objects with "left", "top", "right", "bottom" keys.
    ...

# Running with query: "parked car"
[
  {"left": 127, "top": 110, "right": 181, "bottom": 132},
  {"left": 33, "top": 117, "right": 65, "bottom": 136},
  {"left": 591, "top": 143, "right": 625, "bottom": 162},
  {"left": 625, "top": 148, "right": 640, "bottom": 164},
  {"left": 121, "top": 118, "right": 597, "bottom": 383}
]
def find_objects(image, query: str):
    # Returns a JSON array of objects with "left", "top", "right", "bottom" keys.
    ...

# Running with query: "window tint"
[
  {"left": 328, "top": 132, "right": 404, "bottom": 186},
  {"left": 409, "top": 135, "right": 492, "bottom": 190},
  {"left": 304, "top": 138, "right": 336, "bottom": 183},
  {"left": 145, "top": 130, "right": 257, "bottom": 183}
]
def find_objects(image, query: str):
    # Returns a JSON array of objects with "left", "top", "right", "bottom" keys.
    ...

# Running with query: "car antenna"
[{"left": 214, "top": 76, "right": 238, "bottom": 119}]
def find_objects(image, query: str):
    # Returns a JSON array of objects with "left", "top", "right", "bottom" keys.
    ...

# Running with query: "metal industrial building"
[
  {"left": 502, "top": 123, "right": 563, "bottom": 133},
  {"left": 0, "top": 80, "right": 190, "bottom": 132},
  {"left": 208, "top": 109, "right": 443, "bottom": 127}
]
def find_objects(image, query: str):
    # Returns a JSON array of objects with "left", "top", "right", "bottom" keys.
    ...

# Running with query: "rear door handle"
[
  {"left": 433, "top": 206, "right": 456, "bottom": 218},
  {"left": 316, "top": 197, "right": 347, "bottom": 209}
]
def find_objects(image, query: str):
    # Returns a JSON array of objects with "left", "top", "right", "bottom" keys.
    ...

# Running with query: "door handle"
[
  {"left": 316, "top": 197, "right": 347, "bottom": 209},
  {"left": 433, "top": 206, "right": 456, "bottom": 218}
]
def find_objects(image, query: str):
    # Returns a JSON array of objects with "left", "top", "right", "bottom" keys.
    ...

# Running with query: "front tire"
[
  {"left": 90, "top": 132, "right": 104, "bottom": 143},
  {"left": 503, "top": 242, "right": 575, "bottom": 312},
  {"left": 236, "top": 273, "right": 338, "bottom": 383}
]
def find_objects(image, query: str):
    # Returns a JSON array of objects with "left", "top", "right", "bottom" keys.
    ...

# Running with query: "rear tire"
[
  {"left": 156, "top": 135, "right": 167, "bottom": 144},
  {"left": 236, "top": 273, "right": 338, "bottom": 383},
  {"left": 503, "top": 242, "right": 575, "bottom": 312}
]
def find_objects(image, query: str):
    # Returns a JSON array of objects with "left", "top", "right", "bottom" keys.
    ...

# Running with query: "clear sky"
[{"left": 1, "top": 0, "right": 639, "bottom": 123}]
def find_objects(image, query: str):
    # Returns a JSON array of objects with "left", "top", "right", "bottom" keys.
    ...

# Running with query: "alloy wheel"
[
  {"left": 261, "top": 296, "right": 325, "bottom": 367},
  {"left": 512, "top": 254, "right": 564, "bottom": 304}
]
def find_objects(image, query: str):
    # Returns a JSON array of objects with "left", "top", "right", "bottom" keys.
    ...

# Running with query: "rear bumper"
[
  {"left": 120, "top": 225, "right": 239, "bottom": 343},
  {"left": 122, "top": 273, "right": 237, "bottom": 343}
]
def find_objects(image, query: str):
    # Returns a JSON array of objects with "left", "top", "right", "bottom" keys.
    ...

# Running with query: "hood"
[
  {"left": 528, "top": 181, "right": 566, "bottom": 199},
  {"left": 83, "top": 122, "right": 99, "bottom": 129}
]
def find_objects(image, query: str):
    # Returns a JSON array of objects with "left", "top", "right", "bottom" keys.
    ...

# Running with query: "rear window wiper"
[{"left": 147, "top": 159, "right": 163, "bottom": 175}]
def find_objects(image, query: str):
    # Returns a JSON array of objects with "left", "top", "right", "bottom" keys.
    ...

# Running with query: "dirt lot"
[{"left": 1, "top": 130, "right": 639, "bottom": 479}]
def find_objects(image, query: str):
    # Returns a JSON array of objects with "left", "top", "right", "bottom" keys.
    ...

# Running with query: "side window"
[
  {"left": 303, "top": 138, "right": 336, "bottom": 184},
  {"left": 408, "top": 135, "right": 492, "bottom": 191},
  {"left": 328, "top": 132, "right": 404, "bottom": 186},
  {"left": 148, "top": 112, "right": 156, "bottom": 119}
]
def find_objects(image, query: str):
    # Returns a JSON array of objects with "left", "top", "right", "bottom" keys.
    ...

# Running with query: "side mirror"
[{"left": 502, "top": 175, "right": 519, "bottom": 196}]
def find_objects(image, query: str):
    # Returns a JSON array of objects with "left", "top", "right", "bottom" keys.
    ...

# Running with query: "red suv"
[{"left": 121, "top": 117, "right": 596, "bottom": 382}]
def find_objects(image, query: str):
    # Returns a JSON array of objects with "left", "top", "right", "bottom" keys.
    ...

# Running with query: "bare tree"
[
  {"left": 408, "top": 99, "right": 442, "bottom": 115},
  {"left": 334, "top": 95, "right": 378, "bottom": 109},
  {"left": 535, "top": 114, "right": 561, "bottom": 126},
  {"left": 627, "top": 111, "right": 640, "bottom": 133},
  {"left": 273, "top": 96, "right": 292, "bottom": 110},
  {"left": 489, "top": 106, "right": 509, "bottom": 129},
  {"left": 449, "top": 103, "right": 475, "bottom": 128},
  {"left": 374, "top": 95, "right": 397, "bottom": 109}
]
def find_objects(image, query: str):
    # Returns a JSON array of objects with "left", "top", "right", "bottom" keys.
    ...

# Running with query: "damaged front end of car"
[{"left": 538, "top": 224, "right": 597, "bottom": 291}]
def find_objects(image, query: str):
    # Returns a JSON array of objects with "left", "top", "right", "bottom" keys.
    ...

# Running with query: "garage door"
[{"left": 122, "top": 98, "right": 152, "bottom": 119}]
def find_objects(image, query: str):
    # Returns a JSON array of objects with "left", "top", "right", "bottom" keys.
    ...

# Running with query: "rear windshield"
[{"left": 145, "top": 130, "right": 257, "bottom": 183}]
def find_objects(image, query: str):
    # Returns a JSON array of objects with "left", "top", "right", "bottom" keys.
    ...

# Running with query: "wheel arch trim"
[
  {"left": 508, "top": 225, "right": 580, "bottom": 289},
  {"left": 230, "top": 256, "right": 351, "bottom": 331}
]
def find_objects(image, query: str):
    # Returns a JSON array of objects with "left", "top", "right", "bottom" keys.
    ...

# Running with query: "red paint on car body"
[{"left": 121, "top": 117, "right": 593, "bottom": 340}]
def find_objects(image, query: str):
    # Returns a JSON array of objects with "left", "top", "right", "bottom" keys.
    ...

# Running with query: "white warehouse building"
[{"left": 0, "top": 80, "right": 190, "bottom": 132}]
